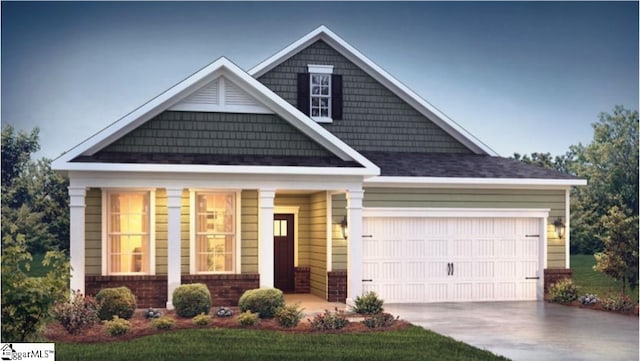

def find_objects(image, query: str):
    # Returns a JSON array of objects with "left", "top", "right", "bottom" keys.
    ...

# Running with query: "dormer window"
[{"left": 297, "top": 65, "right": 342, "bottom": 123}]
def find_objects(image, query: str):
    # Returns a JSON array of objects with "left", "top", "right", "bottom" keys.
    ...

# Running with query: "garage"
[{"left": 362, "top": 209, "right": 548, "bottom": 303}]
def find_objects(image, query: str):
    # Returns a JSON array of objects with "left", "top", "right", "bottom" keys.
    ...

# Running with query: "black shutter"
[
  {"left": 331, "top": 74, "right": 343, "bottom": 120},
  {"left": 297, "top": 73, "right": 310, "bottom": 115}
]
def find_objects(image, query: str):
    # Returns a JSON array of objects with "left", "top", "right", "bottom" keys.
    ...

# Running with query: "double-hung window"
[
  {"left": 193, "top": 192, "right": 237, "bottom": 273},
  {"left": 106, "top": 191, "right": 152, "bottom": 274},
  {"left": 297, "top": 64, "right": 342, "bottom": 123}
]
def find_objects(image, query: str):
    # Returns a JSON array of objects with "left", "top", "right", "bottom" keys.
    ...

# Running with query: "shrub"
[
  {"left": 308, "top": 308, "right": 349, "bottom": 331},
  {"left": 215, "top": 306, "right": 233, "bottom": 318},
  {"left": 104, "top": 316, "right": 131, "bottom": 336},
  {"left": 275, "top": 303, "right": 304, "bottom": 328},
  {"left": 351, "top": 291, "right": 384, "bottom": 315},
  {"left": 547, "top": 279, "right": 578, "bottom": 304},
  {"left": 144, "top": 308, "right": 161, "bottom": 319},
  {"left": 238, "top": 311, "right": 259, "bottom": 326},
  {"left": 96, "top": 287, "right": 136, "bottom": 321},
  {"left": 578, "top": 294, "right": 600, "bottom": 305},
  {"left": 601, "top": 293, "right": 635, "bottom": 312},
  {"left": 192, "top": 313, "right": 212, "bottom": 326},
  {"left": 172, "top": 283, "right": 212, "bottom": 318},
  {"left": 362, "top": 312, "right": 398, "bottom": 329},
  {"left": 151, "top": 316, "right": 175, "bottom": 330},
  {"left": 53, "top": 291, "right": 100, "bottom": 334},
  {"left": 238, "top": 288, "right": 285, "bottom": 319}
]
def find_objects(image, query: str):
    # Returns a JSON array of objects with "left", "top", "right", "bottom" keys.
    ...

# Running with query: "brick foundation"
[
  {"left": 327, "top": 270, "right": 347, "bottom": 302},
  {"left": 85, "top": 275, "right": 168, "bottom": 308},
  {"left": 544, "top": 268, "right": 573, "bottom": 293},
  {"left": 294, "top": 267, "right": 310, "bottom": 293},
  {"left": 86, "top": 273, "right": 260, "bottom": 308},
  {"left": 182, "top": 274, "right": 260, "bottom": 306}
]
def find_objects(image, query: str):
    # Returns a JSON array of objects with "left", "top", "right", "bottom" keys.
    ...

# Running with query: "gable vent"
[{"left": 170, "top": 76, "right": 272, "bottom": 114}]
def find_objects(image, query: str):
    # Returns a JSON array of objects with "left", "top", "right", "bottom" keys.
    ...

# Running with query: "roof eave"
[{"left": 364, "top": 176, "right": 587, "bottom": 189}]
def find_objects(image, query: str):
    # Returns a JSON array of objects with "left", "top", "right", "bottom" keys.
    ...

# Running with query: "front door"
[{"left": 274, "top": 214, "right": 295, "bottom": 292}]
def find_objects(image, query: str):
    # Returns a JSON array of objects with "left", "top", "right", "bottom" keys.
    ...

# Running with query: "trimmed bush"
[
  {"left": 96, "top": 287, "right": 136, "bottom": 321},
  {"left": 351, "top": 291, "right": 384, "bottom": 315},
  {"left": 192, "top": 313, "right": 212, "bottom": 326},
  {"left": 238, "top": 288, "right": 285, "bottom": 319},
  {"left": 275, "top": 303, "right": 304, "bottom": 328},
  {"left": 547, "top": 279, "right": 578, "bottom": 304},
  {"left": 238, "top": 311, "right": 259, "bottom": 326},
  {"left": 53, "top": 292, "right": 100, "bottom": 334},
  {"left": 151, "top": 316, "right": 175, "bottom": 330},
  {"left": 104, "top": 316, "right": 131, "bottom": 336},
  {"left": 308, "top": 308, "right": 349, "bottom": 331},
  {"left": 172, "top": 283, "right": 212, "bottom": 318},
  {"left": 362, "top": 312, "right": 398, "bottom": 329}
]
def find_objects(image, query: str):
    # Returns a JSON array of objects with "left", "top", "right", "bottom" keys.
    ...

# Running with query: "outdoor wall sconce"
[
  {"left": 553, "top": 217, "right": 566, "bottom": 239},
  {"left": 340, "top": 216, "right": 349, "bottom": 240}
]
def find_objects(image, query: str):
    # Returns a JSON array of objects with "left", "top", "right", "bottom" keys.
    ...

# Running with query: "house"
[{"left": 52, "top": 26, "right": 585, "bottom": 309}]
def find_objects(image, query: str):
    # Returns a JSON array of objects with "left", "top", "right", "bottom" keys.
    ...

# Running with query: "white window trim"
[
  {"left": 101, "top": 188, "right": 156, "bottom": 276},
  {"left": 308, "top": 64, "right": 334, "bottom": 123},
  {"left": 274, "top": 206, "right": 300, "bottom": 267},
  {"left": 189, "top": 189, "right": 242, "bottom": 275}
]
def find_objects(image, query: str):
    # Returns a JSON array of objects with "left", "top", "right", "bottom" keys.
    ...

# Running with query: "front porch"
[{"left": 68, "top": 172, "right": 366, "bottom": 309}]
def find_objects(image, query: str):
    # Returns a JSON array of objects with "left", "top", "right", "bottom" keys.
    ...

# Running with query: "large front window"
[
  {"left": 107, "top": 192, "right": 150, "bottom": 274},
  {"left": 195, "top": 192, "right": 236, "bottom": 273}
]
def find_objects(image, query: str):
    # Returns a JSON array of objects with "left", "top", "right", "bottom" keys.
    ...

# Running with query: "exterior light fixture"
[
  {"left": 340, "top": 216, "right": 348, "bottom": 240},
  {"left": 553, "top": 217, "right": 566, "bottom": 239}
]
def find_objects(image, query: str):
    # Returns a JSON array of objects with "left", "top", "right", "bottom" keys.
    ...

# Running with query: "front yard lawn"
[
  {"left": 55, "top": 326, "right": 508, "bottom": 361},
  {"left": 571, "top": 254, "right": 638, "bottom": 302}
]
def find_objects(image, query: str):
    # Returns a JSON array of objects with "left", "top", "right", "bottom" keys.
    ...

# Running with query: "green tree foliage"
[
  {"left": 1, "top": 231, "right": 70, "bottom": 342},
  {"left": 1, "top": 125, "right": 69, "bottom": 252},
  {"left": 593, "top": 206, "right": 639, "bottom": 293}
]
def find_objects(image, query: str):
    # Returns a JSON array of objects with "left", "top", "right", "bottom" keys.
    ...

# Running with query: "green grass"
[
  {"left": 571, "top": 254, "right": 638, "bottom": 302},
  {"left": 54, "top": 326, "right": 508, "bottom": 361}
]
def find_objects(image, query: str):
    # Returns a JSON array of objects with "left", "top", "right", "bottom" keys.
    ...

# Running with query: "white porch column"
[
  {"left": 258, "top": 189, "right": 276, "bottom": 288},
  {"left": 69, "top": 187, "right": 86, "bottom": 295},
  {"left": 166, "top": 188, "right": 183, "bottom": 309},
  {"left": 346, "top": 189, "right": 364, "bottom": 306}
]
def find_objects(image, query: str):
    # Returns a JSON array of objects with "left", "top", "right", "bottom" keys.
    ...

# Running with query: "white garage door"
[{"left": 362, "top": 217, "right": 542, "bottom": 303}]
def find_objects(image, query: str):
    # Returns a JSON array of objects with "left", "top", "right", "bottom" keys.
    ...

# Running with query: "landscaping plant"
[
  {"left": 361, "top": 312, "right": 398, "bottom": 329},
  {"left": 601, "top": 293, "right": 635, "bottom": 312},
  {"left": 104, "top": 316, "right": 131, "bottom": 336},
  {"left": 151, "top": 316, "right": 175, "bottom": 330},
  {"left": 192, "top": 313, "right": 212, "bottom": 326},
  {"left": 275, "top": 303, "right": 304, "bottom": 328},
  {"left": 96, "top": 286, "right": 137, "bottom": 321},
  {"left": 215, "top": 306, "right": 233, "bottom": 317},
  {"left": 351, "top": 291, "right": 384, "bottom": 315},
  {"left": 547, "top": 278, "right": 578, "bottom": 304},
  {"left": 238, "top": 288, "right": 285, "bottom": 318},
  {"left": 144, "top": 308, "right": 161, "bottom": 319},
  {"left": 308, "top": 308, "right": 349, "bottom": 331},
  {"left": 172, "top": 283, "right": 212, "bottom": 318},
  {"left": 237, "top": 310, "right": 259, "bottom": 326},
  {"left": 53, "top": 291, "right": 100, "bottom": 334},
  {"left": 578, "top": 294, "right": 600, "bottom": 305}
]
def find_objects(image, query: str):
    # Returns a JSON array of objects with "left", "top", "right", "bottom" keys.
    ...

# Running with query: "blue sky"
[{"left": 2, "top": 1, "right": 638, "bottom": 159}]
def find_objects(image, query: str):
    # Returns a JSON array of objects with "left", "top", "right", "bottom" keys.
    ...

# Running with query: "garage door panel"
[{"left": 363, "top": 216, "right": 542, "bottom": 303}]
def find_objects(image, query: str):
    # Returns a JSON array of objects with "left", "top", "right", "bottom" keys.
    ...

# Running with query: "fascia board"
[
  {"left": 248, "top": 25, "right": 496, "bottom": 156},
  {"left": 364, "top": 176, "right": 588, "bottom": 189},
  {"left": 55, "top": 162, "right": 378, "bottom": 176}
]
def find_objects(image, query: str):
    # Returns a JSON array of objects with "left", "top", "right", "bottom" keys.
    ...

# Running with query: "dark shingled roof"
[
  {"left": 73, "top": 152, "right": 362, "bottom": 168},
  {"left": 361, "top": 152, "right": 578, "bottom": 179}
]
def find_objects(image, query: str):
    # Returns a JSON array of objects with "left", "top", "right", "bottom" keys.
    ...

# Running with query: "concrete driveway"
[{"left": 384, "top": 301, "right": 638, "bottom": 361}]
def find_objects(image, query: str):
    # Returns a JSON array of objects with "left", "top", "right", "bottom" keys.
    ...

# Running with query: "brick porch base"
[
  {"left": 544, "top": 268, "right": 573, "bottom": 293},
  {"left": 327, "top": 270, "right": 347, "bottom": 302}
]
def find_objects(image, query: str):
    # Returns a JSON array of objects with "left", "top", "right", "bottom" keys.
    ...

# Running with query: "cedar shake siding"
[{"left": 257, "top": 40, "right": 472, "bottom": 154}]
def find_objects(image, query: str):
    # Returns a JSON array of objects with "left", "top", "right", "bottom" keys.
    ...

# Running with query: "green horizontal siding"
[
  {"left": 241, "top": 190, "right": 258, "bottom": 273},
  {"left": 331, "top": 193, "right": 347, "bottom": 271},
  {"left": 309, "top": 192, "right": 327, "bottom": 298},
  {"left": 364, "top": 187, "right": 567, "bottom": 268},
  {"left": 85, "top": 188, "right": 102, "bottom": 276}
]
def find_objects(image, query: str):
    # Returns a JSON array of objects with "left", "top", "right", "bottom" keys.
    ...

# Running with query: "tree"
[
  {"left": 1, "top": 125, "right": 70, "bottom": 253},
  {"left": 593, "top": 206, "right": 639, "bottom": 294}
]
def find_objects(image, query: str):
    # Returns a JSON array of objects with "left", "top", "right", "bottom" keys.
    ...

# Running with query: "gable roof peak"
[{"left": 249, "top": 25, "right": 497, "bottom": 156}]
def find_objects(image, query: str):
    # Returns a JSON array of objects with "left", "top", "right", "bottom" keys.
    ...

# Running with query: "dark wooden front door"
[{"left": 274, "top": 214, "right": 295, "bottom": 292}]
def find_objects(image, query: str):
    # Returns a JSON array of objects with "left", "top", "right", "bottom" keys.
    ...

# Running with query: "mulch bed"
[{"left": 44, "top": 308, "right": 411, "bottom": 343}]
